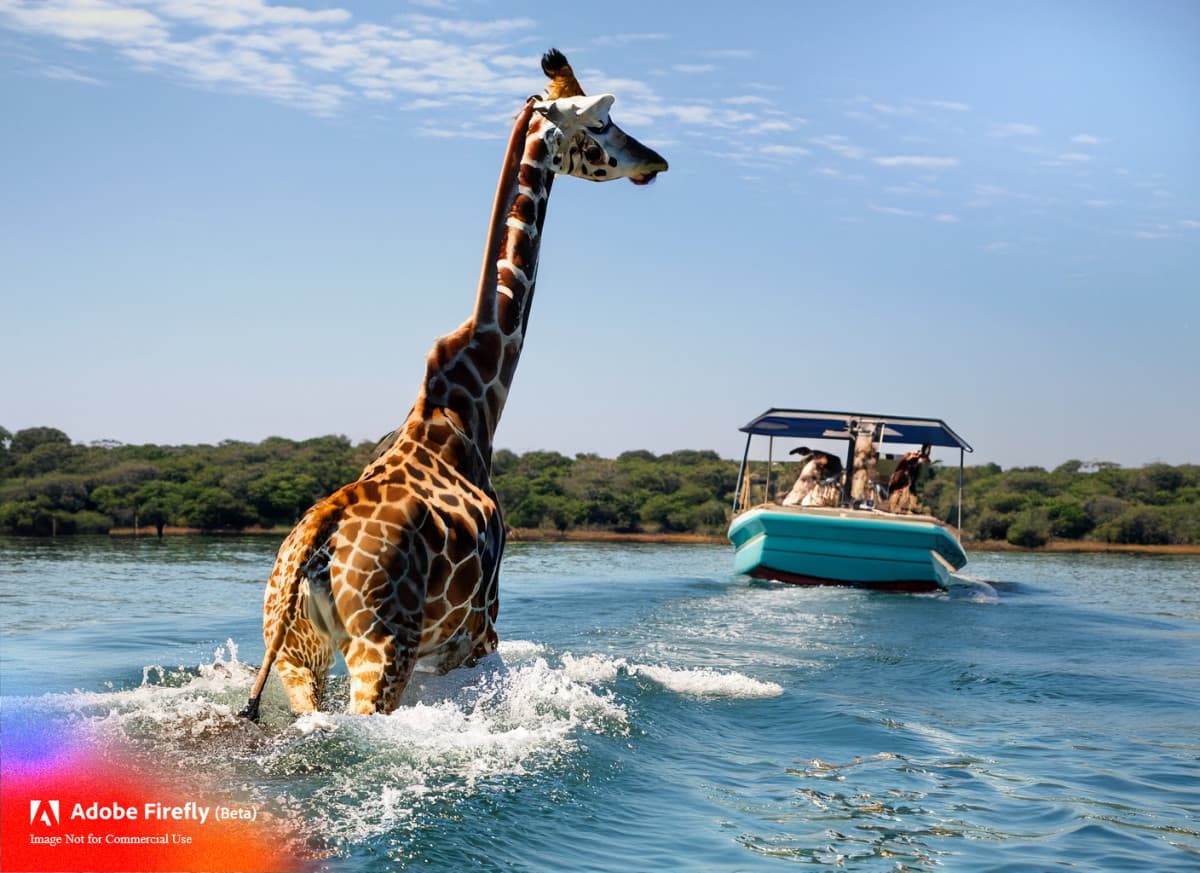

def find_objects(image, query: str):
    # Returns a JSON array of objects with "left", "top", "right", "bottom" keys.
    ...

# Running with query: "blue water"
[{"left": 1, "top": 536, "right": 1198, "bottom": 871}]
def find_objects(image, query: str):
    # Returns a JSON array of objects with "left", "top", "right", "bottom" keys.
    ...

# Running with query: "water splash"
[
  {"left": 4, "top": 636, "right": 783, "bottom": 854},
  {"left": 627, "top": 663, "right": 784, "bottom": 698},
  {"left": 944, "top": 573, "right": 1001, "bottom": 603}
]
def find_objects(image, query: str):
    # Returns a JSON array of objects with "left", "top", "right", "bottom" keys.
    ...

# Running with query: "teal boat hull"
[{"left": 728, "top": 506, "right": 967, "bottom": 592}]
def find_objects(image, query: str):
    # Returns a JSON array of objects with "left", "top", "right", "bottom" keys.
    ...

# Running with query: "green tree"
[
  {"left": 9, "top": 427, "right": 72, "bottom": 456},
  {"left": 182, "top": 487, "right": 254, "bottom": 531},
  {"left": 1045, "top": 499, "right": 1092, "bottom": 540},
  {"left": 973, "top": 509, "right": 1015, "bottom": 542},
  {"left": 247, "top": 471, "right": 322, "bottom": 526},
  {"left": 133, "top": 481, "right": 188, "bottom": 536},
  {"left": 1096, "top": 506, "right": 1171, "bottom": 545},
  {"left": 9, "top": 428, "right": 79, "bottom": 477},
  {"left": 0, "top": 495, "right": 56, "bottom": 535},
  {"left": 1007, "top": 508, "right": 1051, "bottom": 548}
]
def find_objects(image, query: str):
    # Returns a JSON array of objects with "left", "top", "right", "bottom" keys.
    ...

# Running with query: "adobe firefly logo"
[{"left": 30, "top": 800, "right": 61, "bottom": 827}]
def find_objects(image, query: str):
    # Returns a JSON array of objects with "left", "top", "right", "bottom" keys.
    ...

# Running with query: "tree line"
[{"left": 1, "top": 426, "right": 1197, "bottom": 546}]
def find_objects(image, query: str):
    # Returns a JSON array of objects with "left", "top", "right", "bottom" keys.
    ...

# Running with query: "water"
[{"left": 1, "top": 536, "right": 1197, "bottom": 871}]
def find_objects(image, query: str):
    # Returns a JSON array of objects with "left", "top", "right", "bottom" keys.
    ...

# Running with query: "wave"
[
  {"left": 3, "top": 636, "right": 784, "bottom": 849},
  {"left": 626, "top": 663, "right": 784, "bottom": 698}
]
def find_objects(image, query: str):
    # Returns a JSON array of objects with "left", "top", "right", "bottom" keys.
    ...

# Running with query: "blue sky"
[{"left": 2, "top": 0, "right": 1197, "bottom": 469}]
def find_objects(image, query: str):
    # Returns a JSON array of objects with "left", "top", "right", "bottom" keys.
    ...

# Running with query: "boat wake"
[{"left": 943, "top": 574, "right": 1001, "bottom": 603}]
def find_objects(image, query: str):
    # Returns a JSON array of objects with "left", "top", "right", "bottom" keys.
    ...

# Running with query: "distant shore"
[
  {"left": 968, "top": 539, "right": 1200, "bottom": 556},
  {"left": 103, "top": 526, "right": 1200, "bottom": 555}
]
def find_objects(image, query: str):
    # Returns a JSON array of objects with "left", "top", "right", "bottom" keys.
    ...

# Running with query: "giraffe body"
[
  {"left": 262, "top": 412, "right": 505, "bottom": 715},
  {"left": 240, "top": 50, "right": 667, "bottom": 718}
]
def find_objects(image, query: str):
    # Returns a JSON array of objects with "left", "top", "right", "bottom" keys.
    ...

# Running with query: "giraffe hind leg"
[
  {"left": 275, "top": 639, "right": 335, "bottom": 715},
  {"left": 343, "top": 633, "right": 419, "bottom": 715}
]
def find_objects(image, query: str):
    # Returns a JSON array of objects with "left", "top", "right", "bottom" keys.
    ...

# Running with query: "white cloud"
[
  {"left": 403, "top": 13, "right": 532, "bottom": 39},
  {"left": 149, "top": 0, "right": 351, "bottom": 30},
  {"left": 809, "top": 134, "right": 867, "bottom": 160},
  {"left": 760, "top": 144, "right": 809, "bottom": 158},
  {"left": 417, "top": 121, "right": 503, "bottom": 141},
  {"left": 989, "top": 122, "right": 1039, "bottom": 137},
  {"left": 911, "top": 98, "right": 970, "bottom": 112},
  {"left": 872, "top": 155, "right": 959, "bottom": 169},
  {"left": 1083, "top": 199, "right": 1115, "bottom": 208},
  {"left": 0, "top": 0, "right": 167, "bottom": 43},
  {"left": 869, "top": 202, "right": 923, "bottom": 218},
  {"left": 591, "top": 32, "right": 669, "bottom": 48},
  {"left": 1071, "top": 133, "right": 1105, "bottom": 145},
  {"left": 724, "top": 95, "right": 771, "bottom": 106},
  {"left": 41, "top": 63, "right": 102, "bottom": 84},
  {"left": 984, "top": 241, "right": 1010, "bottom": 251},
  {"left": 1058, "top": 152, "right": 1092, "bottom": 163},
  {"left": 0, "top": 1, "right": 569, "bottom": 115},
  {"left": 1180, "top": 219, "right": 1200, "bottom": 230},
  {"left": 969, "top": 183, "right": 1058, "bottom": 208},
  {"left": 749, "top": 120, "right": 795, "bottom": 134},
  {"left": 885, "top": 182, "right": 943, "bottom": 197},
  {"left": 665, "top": 104, "right": 715, "bottom": 125},
  {"left": 701, "top": 48, "right": 754, "bottom": 59},
  {"left": 672, "top": 63, "right": 714, "bottom": 74},
  {"left": 813, "top": 166, "right": 865, "bottom": 183},
  {"left": 868, "top": 203, "right": 959, "bottom": 223},
  {"left": 869, "top": 100, "right": 914, "bottom": 117}
]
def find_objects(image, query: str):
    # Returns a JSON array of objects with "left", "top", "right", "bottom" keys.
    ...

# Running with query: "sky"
[{"left": 1, "top": 0, "right": 1197, "bottom": 470}]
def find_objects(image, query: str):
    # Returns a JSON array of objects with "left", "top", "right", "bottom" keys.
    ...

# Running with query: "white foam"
[
  {"left": 944, "top": 574, "right": 1001, "bottom": 603},
  {"left": 291, "top": 711, "right": 339, "bottom": 735},
  {"left": 21, "top": 640, "right": 256, "bottom": 743},
  {"left": 627, "top": 663, "right": 784, "bottom": 699},
  {"left": 561, "top": 652, "right": 627, "bottom": 684},
  {"left": 9, "top": 637, "right": 784, "bottom": 847},
  {"left": 496, "top": 639, "right": 546, "bottom": 660},
  {"left": 254, "top": 653, "right": 633, "bottom": 843}
]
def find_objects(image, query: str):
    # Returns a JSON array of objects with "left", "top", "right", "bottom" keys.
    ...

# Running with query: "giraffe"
[
  {"left": 885, "top": 444, "right": 932, "bottom": 514},
  {"left": 238, "top": 49, "right": 668, "bottom": 720}
]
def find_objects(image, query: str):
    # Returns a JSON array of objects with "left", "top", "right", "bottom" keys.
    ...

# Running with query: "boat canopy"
[{"left": 739, "top": 408, "right": 973, "bottom": 453}]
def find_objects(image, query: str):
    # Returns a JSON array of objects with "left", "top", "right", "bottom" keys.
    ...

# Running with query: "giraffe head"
[{"left": 534, "top": 49, "right": 668, "bottom": 185}]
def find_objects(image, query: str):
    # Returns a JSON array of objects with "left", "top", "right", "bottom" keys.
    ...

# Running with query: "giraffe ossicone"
[{"left": 238, "top": 49, "right": 667, "bottom": 721}]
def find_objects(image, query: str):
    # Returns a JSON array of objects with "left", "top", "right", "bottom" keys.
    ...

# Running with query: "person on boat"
[
  {"left": 885, "top": 444, "right": 932, "bottom": 514},
  {"left": 781, "top": 447, "right": 842, "bottom": 507}
]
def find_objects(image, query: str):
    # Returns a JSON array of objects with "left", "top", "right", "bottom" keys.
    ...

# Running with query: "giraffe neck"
[{"left": 405, "top": 103, "right": 556, "bottom": 484}]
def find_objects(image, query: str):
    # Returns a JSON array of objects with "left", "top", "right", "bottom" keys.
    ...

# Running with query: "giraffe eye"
[{"left": 584, "top": 144, "right": 604, "bottom": 163}]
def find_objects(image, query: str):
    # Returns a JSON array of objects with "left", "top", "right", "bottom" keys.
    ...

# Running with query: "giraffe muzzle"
[{"left": 627, "top": 147, "right": 669, "bottom": 186}]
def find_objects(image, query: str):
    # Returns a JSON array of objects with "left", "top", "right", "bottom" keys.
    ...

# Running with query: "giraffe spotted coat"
[{"left": 239, "top": 50, "right": 667, "bottom": 718}]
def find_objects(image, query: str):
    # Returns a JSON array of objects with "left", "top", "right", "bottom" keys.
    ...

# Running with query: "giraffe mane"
[{"left": 542, "top": 48, "right": 585, "bottom": 99}]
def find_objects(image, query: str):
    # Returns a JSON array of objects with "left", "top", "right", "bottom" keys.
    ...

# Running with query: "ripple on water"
[{"left": 6, "top": 636, "right": 789, "bottom": 864}]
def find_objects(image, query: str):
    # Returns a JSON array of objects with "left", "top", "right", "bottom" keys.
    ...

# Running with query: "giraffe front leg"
[{"left": 429, "top": 633, "right": 477, "bottom": 674}]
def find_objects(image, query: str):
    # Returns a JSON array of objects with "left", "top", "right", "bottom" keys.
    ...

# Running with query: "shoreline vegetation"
[
  {"left": 100, "top": 525, "right": 1200, "bottom": 556},
  {"left": 2, "top": 426, "right": 1197, "bottom": 550}
]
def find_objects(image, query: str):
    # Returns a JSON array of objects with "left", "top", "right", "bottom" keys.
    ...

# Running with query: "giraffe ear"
[{"left": 533, "top": 94, "right": 615, "bottom": 131}]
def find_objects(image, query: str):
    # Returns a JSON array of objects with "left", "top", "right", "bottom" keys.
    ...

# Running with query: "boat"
[{"left": 728, "top": 408, "right": 973, "bottom": 592}]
